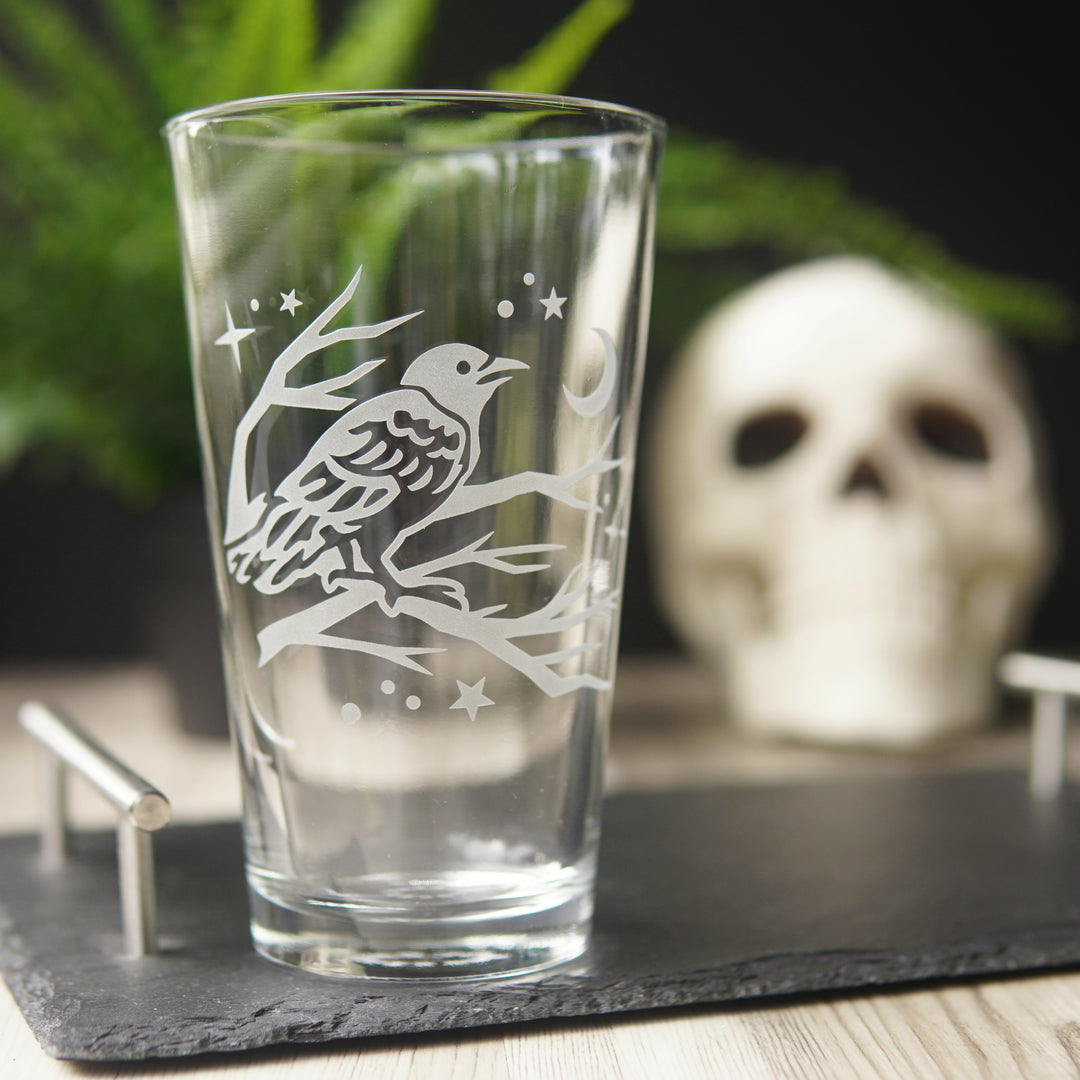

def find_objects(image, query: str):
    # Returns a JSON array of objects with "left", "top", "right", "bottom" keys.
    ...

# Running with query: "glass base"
[{"left": 247, "top": 871, "right": 592, "bottom": 981}]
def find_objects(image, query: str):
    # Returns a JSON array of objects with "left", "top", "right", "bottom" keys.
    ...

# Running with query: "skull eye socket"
[
  {"left": 910, "top": 401, "right": 990, "bottom": 463},
  {"left": 731, "top": 408, "right": 809, "bottom": 468}
]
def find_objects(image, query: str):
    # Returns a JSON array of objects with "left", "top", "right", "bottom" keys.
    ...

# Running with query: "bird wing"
[
  {"left": 227, "top": 388, "right": 468, "bottom": 593},
  {"left": 281, "top": 387, "right": 467, "bottom": 531}
]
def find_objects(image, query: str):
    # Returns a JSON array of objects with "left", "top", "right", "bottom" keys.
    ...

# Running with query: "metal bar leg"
[
  {"left": 37, "top": 746, "right": 67, "bottom": 868},
  {"left": 118, "top": 818, "right": 158, "bottom": 958},
  {"left": 18, "top": 701, "right": 170, "bottom": 959},
  {"left": 1030, "top": 689, "right": 1067, "bottom": 800}
]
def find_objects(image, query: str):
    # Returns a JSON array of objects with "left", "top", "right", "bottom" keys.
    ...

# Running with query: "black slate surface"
[{"left": 4, "top": 771, "right": 1080, "bottom": 1061}]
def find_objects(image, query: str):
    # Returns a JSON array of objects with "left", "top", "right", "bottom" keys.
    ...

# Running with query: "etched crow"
[{"left": 227, "top": 343, "right": 527, "bottom": 605}]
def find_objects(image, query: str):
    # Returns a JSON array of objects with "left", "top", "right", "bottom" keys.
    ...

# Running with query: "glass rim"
[{"left": 163, "top": 88, "right": 666, "bottom": 144}]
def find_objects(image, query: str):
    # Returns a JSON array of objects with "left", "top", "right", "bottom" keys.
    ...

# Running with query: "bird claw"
[
  {"left": 414, "top": 577, "right": 469, "bottom": 611},
  {"left": 378, "top": 571, "right": 469, "bottom": 616}
]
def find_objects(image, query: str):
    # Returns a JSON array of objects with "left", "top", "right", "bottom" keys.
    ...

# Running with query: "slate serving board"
[{"left": 3, "top": 771, "right": 1080, "bottom": 1061}]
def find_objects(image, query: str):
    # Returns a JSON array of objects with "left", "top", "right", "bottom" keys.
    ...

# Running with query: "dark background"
[{"left": 1, "top": 0, "right": 1077, "bottom": 664}]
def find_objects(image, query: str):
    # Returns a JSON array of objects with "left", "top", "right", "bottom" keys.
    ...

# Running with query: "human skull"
[{"left": 648, "top": 257, "right": 1054, "bottom": 748}]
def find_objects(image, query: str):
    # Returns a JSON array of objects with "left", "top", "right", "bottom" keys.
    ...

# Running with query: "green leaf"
[
  {"left": 0, "top": 383, "right": 89, "bottom": 468},
  {"left": 196, "top": 0, "right": 317, "bottom": 105},
  {"left": 657, "top": 130, "right": 1076, "bottom": 341},
  {"left": 485, "top": 0, "right": 633, "bottom": 94},
  {"left": 165, "top": 0, "right": 239, "bottom": 112},
  {"left": 0, "top": 60, "right": 155, "bottom": 229},
  {"left": 310, "top": 0, "right": 438, "bottom": 91},
  {"left": 97, "top": 0, "right": 173, "bottom": 115},
  {"left": 0, "top": 0, "right": 150, "bottom": 160}
]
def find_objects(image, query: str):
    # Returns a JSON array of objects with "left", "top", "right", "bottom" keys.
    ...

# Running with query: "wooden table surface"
[{"left": 3, "top": 659, "right": 1080, "bottom": 1079}]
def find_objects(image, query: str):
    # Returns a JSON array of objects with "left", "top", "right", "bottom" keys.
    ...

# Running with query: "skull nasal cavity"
[
  {"left": 732, "top": 408, "right": 808, "bottom": 468},
  {"left": 842, "top": 457, "right": 889, "bottom": 498}
]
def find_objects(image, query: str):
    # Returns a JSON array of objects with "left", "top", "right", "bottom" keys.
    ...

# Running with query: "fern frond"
[
  {"left": 486, "top": 0, "right": 632, "bottom": 94},
  {"left": 0, "top": 0, "right": 150, "bottom": 158},
  {"left": 196, "top": 0, "right": 318, "bottom": 105},
  {"left": 97, "top": 0, "right": 174, "bottom": 115},
  {"left": 658, "top": 131, "right": 1075, "bottom": 341},
  {"left": 310, "top": 0, "right": 437, "bottom": 91}
]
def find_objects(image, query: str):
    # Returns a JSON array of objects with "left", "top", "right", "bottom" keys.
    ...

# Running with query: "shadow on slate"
[{"left": 4, "top": 771, "right": 1080, "bottom": 1061}]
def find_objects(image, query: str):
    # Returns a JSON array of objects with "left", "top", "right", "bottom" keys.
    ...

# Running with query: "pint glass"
[{"left": 165, "top": 91, "right": 663, "bottom": 979}]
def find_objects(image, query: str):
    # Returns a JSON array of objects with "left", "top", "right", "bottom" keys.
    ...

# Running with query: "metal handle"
[
  {"left": 999, "top": 652, "right": 1080, "bottom": 800},
  {"left": 17, "top": 701, "right": 172, "bottom": 958}
]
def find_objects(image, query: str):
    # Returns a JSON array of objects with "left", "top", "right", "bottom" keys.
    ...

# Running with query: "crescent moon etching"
[{"left": 563, "top": 328, "right": 619, "bottom": 417}]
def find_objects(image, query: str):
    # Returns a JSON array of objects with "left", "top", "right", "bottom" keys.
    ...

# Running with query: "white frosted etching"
[
  {"left": 215, "top": 304, "right": 256, "bottom": 370},
  {"left": 450, "top": 678, "right": 495, "bottom": 721},
  {"left": 279, "top": 289, "right": 303, "bottom": 315},
  {"left": 222, "top": 266, "right": 623, "bottom": 697},
  {"left": 564, "top": 328, "right": 619, "bottom": 418},
  {"left": 539, "top": 287, "right": 567, "bottom": 320}
]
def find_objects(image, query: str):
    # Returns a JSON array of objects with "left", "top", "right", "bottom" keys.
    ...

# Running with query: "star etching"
[
  {"left": 450, "top": 677, "right": 494, "bottom": 721},
  {"left": 539, "top": 286, "right": 567, "bottom": 320},
  {"left": 215, "top": 305, "right": 256, "bottom": 369},
  {"left": 226, "top": 343, "right": 528, "bottom": 609},
  {"left": 279, "top": 289, "right": 303, "bottom": 315}
]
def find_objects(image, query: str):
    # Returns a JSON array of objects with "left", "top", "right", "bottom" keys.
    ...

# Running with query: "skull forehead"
[{"left": 691, "top": 258, "right": 1008, "bottom": 410}]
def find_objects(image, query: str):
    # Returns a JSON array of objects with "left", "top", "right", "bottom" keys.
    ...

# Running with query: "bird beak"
[{"left": 478, "top": 354, "right": 529, "bottom": 385}]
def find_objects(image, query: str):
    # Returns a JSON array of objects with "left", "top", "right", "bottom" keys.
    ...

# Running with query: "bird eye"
[
  {"left": 910, "top": 401, "right": 990, "bottom": 462},
  {"left": 456, "top": 360, "right": 472, "bottom": 375},
  {"left": 731, "top": 408, "right": 809, "bottom": 467}
]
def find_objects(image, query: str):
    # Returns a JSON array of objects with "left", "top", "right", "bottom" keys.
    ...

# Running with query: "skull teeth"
[{"left": 769, "top": 508, "right": 955, "bottom": 640}]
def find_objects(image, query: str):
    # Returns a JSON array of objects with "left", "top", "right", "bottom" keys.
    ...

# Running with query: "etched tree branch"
[
  {"left": 397, "top": 532, "right": 565, "bottom": 589},
  {"left": 424, "top": 421, "right": 624, "bottom": 526},
  {"left": 396, "top": 567, "right": 617, "bottom": 696},
  {"left": 224, "top": 266, "right": 421, "bottom": 544},
  {"left": 253, "top": 559, "right": 616, "bottom": 695},
  {"left": 255, "top": 579, "right": 443, "bottom": 670}
]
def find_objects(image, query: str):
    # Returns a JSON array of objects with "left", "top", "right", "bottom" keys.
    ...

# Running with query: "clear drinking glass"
[{"left": 165, "top": 91, "right": 664, "bottom": 980}]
